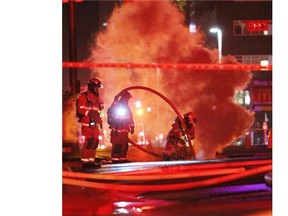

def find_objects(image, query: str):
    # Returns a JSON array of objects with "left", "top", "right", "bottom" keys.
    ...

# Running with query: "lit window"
[
  {"left": 189, "top": 23, "right": 196, "bottom": 33},
  {"left": 234, "top": 90, "right": 251, "bottom": 106},
  {"left": 260, "top": 60, "right": 269, "bottom": 67}
]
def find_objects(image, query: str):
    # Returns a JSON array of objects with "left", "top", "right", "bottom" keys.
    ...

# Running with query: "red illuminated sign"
[
  {"left": 252, "top": 87, "right": 272, "bottom": 105},
  {"left": 247, "top": 20, "right": 268, "bottom": 32}
]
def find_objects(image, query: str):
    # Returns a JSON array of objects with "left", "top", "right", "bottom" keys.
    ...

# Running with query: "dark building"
[
  {"left": 215, "top": 0, "right": 272, "bottom": 145},
  {"left": 184, "top": 0, "right": 272, "bottom": 145},
  {"left": 217, "top": 1, "right": 272, "bottom": 55},
  {"left": 62, "top": 1, "right": 119, "bottom": 93}
]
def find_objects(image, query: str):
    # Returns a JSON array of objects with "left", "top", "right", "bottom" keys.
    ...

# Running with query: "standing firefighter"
[
  {"left": 163, "top": 111, "right": 196, "bottom": 161},
  {"left": 76, "top": 77, "right": 104, "bottom": 169},
  {"left": 107, "top": 91, "right": 135, "bottom": 163}
]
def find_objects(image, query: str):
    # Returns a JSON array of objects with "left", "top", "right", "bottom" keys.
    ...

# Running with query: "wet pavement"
[
  {"left": 62, "top": 145, "right": 272, "bottom": 216},
  {"left": 63, "top": 183, "right": 272, "bottom": 215}
]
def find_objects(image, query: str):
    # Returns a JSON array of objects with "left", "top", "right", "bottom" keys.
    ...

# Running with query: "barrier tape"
[{"left": 62, "top": 62, "right": 272, "bottom": 71}]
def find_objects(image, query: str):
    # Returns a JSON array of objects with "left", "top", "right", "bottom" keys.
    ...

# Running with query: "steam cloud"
[{"left": 64, "top": 0, "right": 254, "bottom": 159}]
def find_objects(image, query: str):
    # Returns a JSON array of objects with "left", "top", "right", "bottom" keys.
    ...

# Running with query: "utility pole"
[{"left": 68, "top": 0, "right": 80, "bottom": 94}]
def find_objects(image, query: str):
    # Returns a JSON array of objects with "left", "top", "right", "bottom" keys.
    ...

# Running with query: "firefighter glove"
[
  {"left": 130, "top": 126, "right": 134, "bottom": 134},
  {"left": 89, "top": 110, "right": 99, "bottom": 117}
]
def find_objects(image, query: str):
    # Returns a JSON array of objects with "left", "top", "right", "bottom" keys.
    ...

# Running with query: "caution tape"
[{"left": 62, "top": 62, "right": 272, "bottom": 71}]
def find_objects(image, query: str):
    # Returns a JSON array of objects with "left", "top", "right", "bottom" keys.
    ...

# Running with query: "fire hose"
[
  {"left": 63, "top": 158, "right": 272, "bottom": 192},
  {"left": 128, "top": 137, "right": 162, "bottom": 158},
  {"left": 63, "top": 164, "right": 272, "bottom": 192},
  {"left": 63, "top": 158, "right": 271, "bottom": 179},
  {"left": 63, "top": 167, "right": 246, "bottom": 180},
  {"left": 115, "top": 85, "right": 196, "bottom": 159}
]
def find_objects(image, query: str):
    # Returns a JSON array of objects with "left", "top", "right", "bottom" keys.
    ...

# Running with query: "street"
[{"left": 63, "top": 145, "right": 272, "bottom": 216}]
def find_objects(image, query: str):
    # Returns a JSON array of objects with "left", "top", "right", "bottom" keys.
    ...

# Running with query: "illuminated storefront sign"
[
  {"left": 251, "top": 79, "right": 272, "bottom": 111},
  {"left": 251, "top": 87, "right": 272, "bottom": 105},
  {"left": 247, "top": 20, "right": 268, "bottom": 32}
]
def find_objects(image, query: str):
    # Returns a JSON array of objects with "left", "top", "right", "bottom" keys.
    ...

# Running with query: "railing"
[{"left": 234, "top": 55, "right": 272, "bottom": 65}]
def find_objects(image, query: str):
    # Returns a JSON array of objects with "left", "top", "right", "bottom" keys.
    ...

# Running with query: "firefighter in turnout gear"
[
  {"left": 107, "top": 91, "right": 135, "bottom": 163},
  {"left": 76, "top": 77, "right": 104, "bottom": 169},
  {"left": 163, "top": 112, "right": 196, "bottom": 161}
]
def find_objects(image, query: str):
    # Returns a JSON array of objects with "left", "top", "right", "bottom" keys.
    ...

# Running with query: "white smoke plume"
[{"left": 64, "top": 0, "right": 254, "bottom": 159}]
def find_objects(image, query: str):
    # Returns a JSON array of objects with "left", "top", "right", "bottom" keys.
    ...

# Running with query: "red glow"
[
  {"left": 62, "top": 61, "right": 272, "bottom": 71},
  {"left": 62, "top": 164, "right": 272, "bottom": 192},
  {"left": 63, "top": 0, "right": 260, "bottom": 159},
  {"left": 247, "top": 20, "right": 268, "bottom": 32},
  {"left": 62, "top": 0, "right": 83, "bottom": 3}
]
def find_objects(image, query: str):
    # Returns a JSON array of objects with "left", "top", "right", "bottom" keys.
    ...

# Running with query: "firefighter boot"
[
  {"left": 163, "top": 153, "right": 171, "bottom": 161},
  {"left": 81, "top": 163, "right": 101, "bottom": 172},
  {"left": 111, "top": 143, "right": 122, "bottom": 163}
]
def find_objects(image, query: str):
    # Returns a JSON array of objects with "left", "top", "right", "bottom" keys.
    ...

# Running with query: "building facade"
[{"left": 216, "top": 0, "right": 272, "bottom": 145}]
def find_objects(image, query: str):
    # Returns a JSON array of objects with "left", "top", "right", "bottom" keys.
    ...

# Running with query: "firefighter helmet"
[
  {"left": 119, "top": 91, "right": 132, "bottom": 100},
  {"left": 87, "top": 77, "right": 102, "bottom": 96},
  {"left": 184, "top": 112, "right": 196, "bottom": 123},
  {"left": 87, "top": 77, "right": 102, "bottom": 89}
]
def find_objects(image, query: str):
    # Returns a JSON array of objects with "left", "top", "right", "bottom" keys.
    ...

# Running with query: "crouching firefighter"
[
  {"left": 76, "top": 77, "right": 104, "bottom": 169},
  {"left": 107, "top": 91, "right": 134, "bottom": 163},
  {"left": 163, "top": 111, "right": 196, "bottom": 161}
]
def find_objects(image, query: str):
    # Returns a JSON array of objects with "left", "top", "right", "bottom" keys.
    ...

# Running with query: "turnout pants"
[
  {"left": 110, "top": 130, "right": 129, "bottom": 159},
  {"left": 81, "top": 125, "right": 100, "bottom": 164}
]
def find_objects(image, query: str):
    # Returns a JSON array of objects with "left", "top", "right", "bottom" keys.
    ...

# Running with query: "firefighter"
[
  {"left": 107, "top": 91, "right": 135, "bottom": 162},
  {"left": 163, "top": 118, "right": 184, "bottom": 161},
  {"left": 76, "top": 77, "right": 104, "bottom": 169},
  {"left": 183, "top": 111, "right": 196, "bottom": 141},
  {"left": 163, "top": 112, "right": 196, "bottom": 161},
  {"left": 252, "top": 121, "right": 263, "bottom": 145}
]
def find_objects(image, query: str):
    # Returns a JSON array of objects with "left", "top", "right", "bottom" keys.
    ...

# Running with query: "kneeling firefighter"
[
  {"left": 163, "top": 111, "right": 196, "bottom": 161},
  {"left": 107, "top": 91, "right": 135, "bottom": 162}
]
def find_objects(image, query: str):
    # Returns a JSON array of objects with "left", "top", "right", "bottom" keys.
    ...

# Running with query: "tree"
[{"left": 174, "top": 0, "right": 216, "bottom": 26}]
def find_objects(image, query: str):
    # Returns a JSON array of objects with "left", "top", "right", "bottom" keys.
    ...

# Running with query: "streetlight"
[
  {"left": 209, "top": 27, "right": 222, "bottom": 63},
  {"left": 135, "top": 102, "right": 146, "bottom": 145}
]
